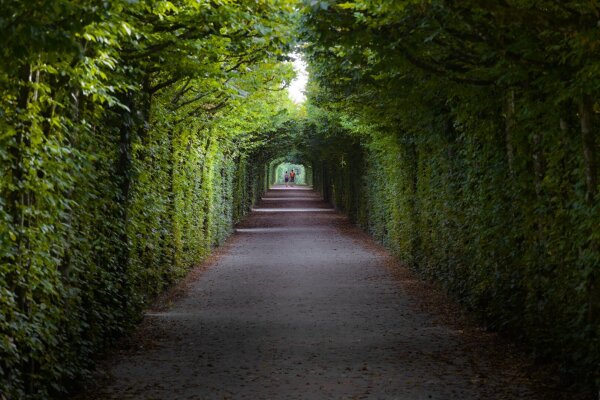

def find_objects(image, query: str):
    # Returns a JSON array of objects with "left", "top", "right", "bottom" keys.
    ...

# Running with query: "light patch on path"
[
  {"left": 251, "top": 208, "right": 334, "bottom": 213},
  {"left": 268, "top": 186, "right": 313, "bottom": 191},
  {"left": 235, "top": 227, "right": 332, "bottom": 234},
  {"left": 261, "top": 197, "right": 322, "bottom": 201}
]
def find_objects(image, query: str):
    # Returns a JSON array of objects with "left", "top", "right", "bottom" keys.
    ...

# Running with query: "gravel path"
[{"left": 85, "top": 186, "right": 567, "bottom": 400}]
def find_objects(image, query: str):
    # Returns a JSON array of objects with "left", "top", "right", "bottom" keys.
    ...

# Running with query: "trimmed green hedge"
[
  {"left": 0, "top": 1, "right": 296, "bottom": 398},
  {"left": 0, "top": 108, "right": 269, "bottom": 399},
  {"left": 300, "top": 1, "right": 599, "bottom": 392},
  {"left": 305, "top": 110, "right": 599, "bottom": 391}
]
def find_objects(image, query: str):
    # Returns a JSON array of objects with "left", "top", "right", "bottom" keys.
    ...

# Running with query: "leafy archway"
[
  {"left": 273, "top": 162, "right": 307, "bottom": 185},
  {"left": 267, "top": 150, "right": 314, "bottom": 187}
]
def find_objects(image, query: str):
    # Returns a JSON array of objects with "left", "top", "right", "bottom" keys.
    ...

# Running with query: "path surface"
[{"left": 86, "top": 186, "right": 564, "bottom": 400}]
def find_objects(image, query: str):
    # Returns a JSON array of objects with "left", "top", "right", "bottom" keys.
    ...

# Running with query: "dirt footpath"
[{"left": 83, "top": 186, "right": 569, "bottom": 400}]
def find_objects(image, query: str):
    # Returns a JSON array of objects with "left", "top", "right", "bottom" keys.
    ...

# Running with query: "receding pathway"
[{"left": 86, "top": 186, "right": 565, "bottom": 400}]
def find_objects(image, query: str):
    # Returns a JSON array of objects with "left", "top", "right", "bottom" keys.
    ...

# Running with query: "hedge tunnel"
[{"left": 1, "top": 1, "right": 599, "bottom": 398}]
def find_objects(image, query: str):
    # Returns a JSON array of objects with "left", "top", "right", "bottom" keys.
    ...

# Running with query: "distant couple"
[{"left": 284, "top": 170, "right": 296, "bottom": 187}]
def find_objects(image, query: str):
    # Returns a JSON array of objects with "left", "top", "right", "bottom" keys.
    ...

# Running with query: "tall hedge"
[
  {"left": 0, "top": 1, "right": 297, "bottom": 398},
  {"left": 303, "top": 104, "right": 599, "bottom": 391},
  {"left": 300, "top": 1, "right": 600, "bottom": 392}
]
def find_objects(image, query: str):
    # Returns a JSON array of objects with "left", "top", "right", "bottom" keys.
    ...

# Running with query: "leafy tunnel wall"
[
  {"left": 299, "top": 2, "right": 600, "bottom": 393},
  {"left": 0, "top": 1, "right": 297, "bottom": 398},
  {"left": 306, "top": 111, "right": 600, "bottom": 392}
]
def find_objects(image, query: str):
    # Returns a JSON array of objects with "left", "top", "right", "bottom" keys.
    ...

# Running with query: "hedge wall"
[
  {"left": 0, "top": 1, "right": 297, "bottom": 398},
  {"left": 0, "top": 104, "right": 271, "bottom": 399},
  {"left": 300, "top": 1, "right": 600, "bottom": 393},
  {"left": 305, "top": 108, "right": 599, "bottom": 392}
]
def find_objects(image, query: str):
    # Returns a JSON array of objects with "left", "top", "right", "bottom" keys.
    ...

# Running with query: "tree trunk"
[
  {"left": 406, "top": 139, "right": 421, "bottom": 268},
  {"left": 532, "top": 131, "right": 546, "bottom": 196},
  {"left": 579, "top": 94, "right": 597, "bottom": 203},
  {"left": 321, "top": 160, "right": 330, "bottom": 202},
  {"left": 504, "top": 89, "right": 516, "bottom": 176},
  {"left": 8, "top": 66, "right": 30, "bottom": 245},
  {"left": 579, "top": 95, "right": 599, "bottom": 328},
  {"left": 114, "top": 75, "right": 153, "bottom": 292},
  {"left": 113, "top": 89, "right": 137, "bottom": 317}
]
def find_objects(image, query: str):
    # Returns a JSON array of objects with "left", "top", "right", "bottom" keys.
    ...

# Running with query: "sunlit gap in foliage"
[{"left": 288, "top": 52, "right": 308, "bottom": 104}]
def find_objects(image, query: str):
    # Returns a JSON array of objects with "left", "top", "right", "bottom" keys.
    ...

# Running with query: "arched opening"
[
  {"left": 267, "top": 156, "right": 314, "bottom": 188},
  {"left": 274, "top": 162, "right": 306, "bottom": 185}
]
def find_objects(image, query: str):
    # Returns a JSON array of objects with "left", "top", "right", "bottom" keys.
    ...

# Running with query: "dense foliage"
[
  {"left": 0, "top": 1, "right": 297, "bottom": 398},
  {"left": 300, "top": 0, "right": 599, "bottom": 392}
]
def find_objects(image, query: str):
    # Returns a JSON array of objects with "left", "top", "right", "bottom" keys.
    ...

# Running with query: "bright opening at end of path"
[{"left": 288, "top": 53, "right": 307, "bottom": 104}]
